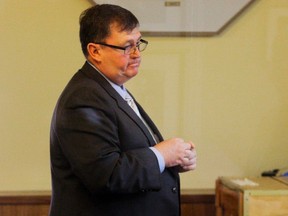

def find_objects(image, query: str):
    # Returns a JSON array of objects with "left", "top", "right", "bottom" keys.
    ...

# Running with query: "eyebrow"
[{"left": 126, "top": 36, "right": 142, "bottom": 45}]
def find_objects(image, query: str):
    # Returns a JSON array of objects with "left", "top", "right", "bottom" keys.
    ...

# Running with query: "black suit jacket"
[{"left": 49, "top": 62, "right": 180, "bottom": 216}]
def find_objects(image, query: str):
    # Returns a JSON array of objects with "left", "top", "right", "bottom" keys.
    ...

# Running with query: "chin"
[{"left": 126, "top": 68, "right": 139, "bottom": 77}]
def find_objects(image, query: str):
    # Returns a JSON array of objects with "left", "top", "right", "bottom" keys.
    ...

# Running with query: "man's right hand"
[{"left": 154, "top": 138, "right": 197, "bottom": 170}]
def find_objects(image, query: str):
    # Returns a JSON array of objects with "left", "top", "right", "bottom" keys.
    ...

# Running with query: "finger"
[
  {"left": 184, "top": 150, "right": 193, "bottom": 159},
  {"left": 182, "top": 156, "right": 196, "bottom": 166},
  {"left": 184, "top": 157, "right": 196, "bottom": 167},
  {"left": 183, "top": 142, "right": 191, "bottom": 150},
  {"left": 184, "top": 149, "right": 197, "bottom": 159},
  {"left": 190, "top": 149, "right": 197, "bottom": 158},
  {"left": 188, "top": 141, "right": 195, "bottom": 149},
  {"left": 181, "top": 163, "right": 196, "bottom": 171}
]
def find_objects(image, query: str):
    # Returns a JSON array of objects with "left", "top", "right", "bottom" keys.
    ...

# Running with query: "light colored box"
[{"left": 216, "top": 176, "right": 288, "bottom": 216}]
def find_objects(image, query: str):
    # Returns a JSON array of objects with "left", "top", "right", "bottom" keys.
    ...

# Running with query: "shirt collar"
[{"left": 87, "top": 61, "right": 127, "bottom": 99}]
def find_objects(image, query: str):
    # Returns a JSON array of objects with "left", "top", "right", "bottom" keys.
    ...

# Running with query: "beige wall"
[{"left": 0, "top": 0, "right": 287, "bottom": 191}]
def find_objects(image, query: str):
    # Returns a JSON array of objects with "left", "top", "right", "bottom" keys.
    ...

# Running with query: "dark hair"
[{"left": 79, "top": 4, "right": 139, "bottom": 57}]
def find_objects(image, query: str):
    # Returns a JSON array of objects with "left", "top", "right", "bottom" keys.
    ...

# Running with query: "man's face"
[{"left": 93, "top": 24, "right": 142, "bottom": 85}]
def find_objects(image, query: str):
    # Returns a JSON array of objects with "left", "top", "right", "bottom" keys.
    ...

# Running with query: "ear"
[{"left": 87, "top": 43, "right": 101, "bottom": 61}]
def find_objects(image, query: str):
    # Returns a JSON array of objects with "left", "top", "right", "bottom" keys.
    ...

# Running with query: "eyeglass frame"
[{"left": 93, "top": 39, "right": 148, "bottom": 55}]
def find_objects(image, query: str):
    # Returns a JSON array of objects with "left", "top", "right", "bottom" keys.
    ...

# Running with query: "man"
[{"left": 49, "top": 4, "right": 196, "bottom": 216}]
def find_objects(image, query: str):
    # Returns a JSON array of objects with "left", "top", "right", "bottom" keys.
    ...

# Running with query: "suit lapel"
[
  {"left": 117, "top": 97, "right": 157, "bottom": 146},
  {"left": 135, "top": 101, "right": 163, "bottom": 143}
]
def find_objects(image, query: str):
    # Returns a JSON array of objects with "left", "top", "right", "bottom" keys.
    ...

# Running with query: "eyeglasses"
[{"left": 94, "top": 39, "right": 148, "bottom": 55}]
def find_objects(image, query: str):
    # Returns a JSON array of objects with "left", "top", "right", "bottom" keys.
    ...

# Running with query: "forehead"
[{"left": 106, "top": 23, "right": 141, "bottom": 42}]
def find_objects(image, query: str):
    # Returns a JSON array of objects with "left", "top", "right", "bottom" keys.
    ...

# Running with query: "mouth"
[{"left": 128, "top": 61, "right": 140, "bottom": 68}]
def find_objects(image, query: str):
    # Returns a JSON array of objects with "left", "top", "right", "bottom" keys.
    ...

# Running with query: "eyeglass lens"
[{"left": 126, "top": 41, "right": 147, "bottom": 54}]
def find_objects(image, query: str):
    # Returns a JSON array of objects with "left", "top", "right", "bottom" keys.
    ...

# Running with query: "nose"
[{"left": 130, "top": 46, "right": 141, "bottom": 57}]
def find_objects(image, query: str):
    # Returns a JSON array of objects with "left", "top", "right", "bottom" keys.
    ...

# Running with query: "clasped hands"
[{"left": 154, "top": 138, "right": 197, "bottom": 173}]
